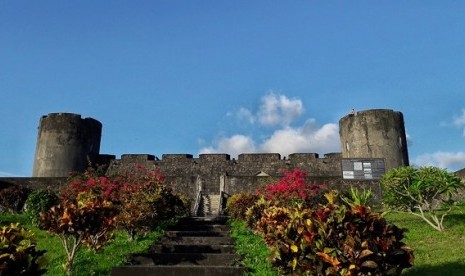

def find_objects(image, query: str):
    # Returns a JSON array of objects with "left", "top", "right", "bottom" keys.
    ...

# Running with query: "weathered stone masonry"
[
  {"left": 105, "top": 152, "right": 383, "bottom": 204},
  {"left": 0, "top": 109, "right": 409, "bottom": 206}
]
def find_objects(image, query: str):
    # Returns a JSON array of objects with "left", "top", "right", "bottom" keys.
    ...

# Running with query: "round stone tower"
[
  {"left": 32, "top": 113, "right": 102, "bottom": 177},
  {"left": 339, "top": 109, "right": 409, "bottom": 171}
]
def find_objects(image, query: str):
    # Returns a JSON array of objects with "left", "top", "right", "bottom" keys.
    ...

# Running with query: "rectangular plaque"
[
  {"left": 343, "top": 171, "right": 355, "bottom": 179},
  {"left": 341, "top": 159, "right": 385, "bottom": 180},
  {"left": 354, "top": 162, "right": 363, "bottom": 170}
]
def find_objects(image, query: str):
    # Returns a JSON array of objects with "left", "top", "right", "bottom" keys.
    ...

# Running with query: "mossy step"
[
  {"left": 128, "top": 252, "right": 242, "bottom": 266},
  {"left": 159, "top": 236, "right": 234, "bottom": 245},
  {"left": 150, "top": 244, "right": 237, "bottom": 254},
  {"left": 112, "top": 265, "right": 246, "bottom": 276}
]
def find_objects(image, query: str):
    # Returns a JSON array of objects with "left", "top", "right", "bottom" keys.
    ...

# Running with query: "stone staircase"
[
  {"left": 197, "top": 194, "right": 221, "bottom": 217},
  {"left": 111, "top": 216, "right": 245, "bottom": 276}
]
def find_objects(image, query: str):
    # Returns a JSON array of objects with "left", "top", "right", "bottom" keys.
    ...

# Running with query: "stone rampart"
[{"left": 105, "top": 152, "right": 351, "bottom": 200}]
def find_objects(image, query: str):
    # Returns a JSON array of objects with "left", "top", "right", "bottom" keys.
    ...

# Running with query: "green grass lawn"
[
  {"left": 3, "top": 205, "right": 465, "bottom": 276},
  {"left": 229, "top": 220, "right": 279, "bottom": 276},
  {"left": 0, "top": 213, "right": 169, "bottom": 275},
  {"left": 385, "top": 204, "right": 465, "bottom": 276},
  {"left": 230, "top": 203, "right": 465, "bottom": 276}
]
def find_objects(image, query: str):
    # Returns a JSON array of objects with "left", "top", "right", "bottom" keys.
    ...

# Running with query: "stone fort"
[{"left": 2, "top": 109, "right": 409, "bottom": 214}]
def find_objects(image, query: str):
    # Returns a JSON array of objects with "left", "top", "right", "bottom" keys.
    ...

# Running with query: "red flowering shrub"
[
  {"left": 259, "top": 169, "right": 326, "bottom": 208},
  {"left": 60, "top": 173, "right": 119, "bottom": 203},
  {"left": 39, "top": 165, "right": 187, "bottom": 272},
  {"left": 113, "top": 166, "right": 188, "bottom": 239}
]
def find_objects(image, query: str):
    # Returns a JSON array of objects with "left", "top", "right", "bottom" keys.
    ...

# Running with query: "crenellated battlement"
[
  {"left": 105, "top": 152, "right": 343, "bottom": 178},
  {"left": 14, "top": 109, "right": 409, "bottom": 207}
]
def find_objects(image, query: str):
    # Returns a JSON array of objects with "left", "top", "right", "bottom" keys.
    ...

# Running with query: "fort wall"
[
  {"left": 0, "top": 109, "right": 410, "bottom": 206},
  {"left": 105, "top": 152, "right": 349, "bottom": 201}
]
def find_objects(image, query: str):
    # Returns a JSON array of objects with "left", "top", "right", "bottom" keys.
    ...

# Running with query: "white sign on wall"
[{"left": 341, "top": 159, "right": 385, "bottom": 180}]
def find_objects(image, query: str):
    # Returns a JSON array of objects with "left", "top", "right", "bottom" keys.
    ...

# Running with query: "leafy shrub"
[
  {"left": 24, "top": 189, "right": 59, "bottom": 226},
  {"left": 115, "top": 166, "right": 188, "bottom": 240},
  {"left": 60, "top": 174, "right": 119, "bottom": 203},
  {"left": 39, "top": 198, "right": 118, "bottom": 273},
  {"left": 259, "top": 169, "right": 326, "bottom": 208},
  {"left": 0, "top": 185, "right": 31, "bottom": 214},
  {"left": 40, "top": 169, "right": 121, "bottom": 273},
  {"left": 226, "top": 192, "right": 259, "bottom": 220},
  {"left": 0, "top": 223, "right": 47, "bottom": 275},
  {"left": 243, "top": 169, "right": 325, "bottom": 229},
  {"left": 381, "top": 166, "right": 465, "bottom": 231},
  {"left": 38, "top": 165, "right": 188, "bottom": 272},
  {"left": 341, "top": 187, "right": 373, "bottom": 208},
  {"left": 245, "top": 196, "right": 271, "bottom": 229},
  {"left": 254, "top": 191, "right": 414, "bottom": 275}
]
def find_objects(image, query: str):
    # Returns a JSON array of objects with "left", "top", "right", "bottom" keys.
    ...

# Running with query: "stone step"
[
  {"left": 178, "top": 216, "right": 229, "bottom": 224},
  {"left": 112, "top": 265, "right": 246, "bottom": 276},
  {"left": 150, "top": 244, "right": 237, "bottom": 254},
  {"left": 165, "top": 230, "right": 230, "bottom": 237},
  {"left": 199, "top": 194, "right": 221, "bottom": 215},
  {"left": 170, "top": 224, "right": 230, "bottom": 232},
  {"left": 159, "top": 236, "right": 234, "bottom": 245},
  {"left": 128, "top": 252, "right": 242, "bottom": 266},
  {"left": 111, "top": 216, "right": 244, "bottom": 275}
]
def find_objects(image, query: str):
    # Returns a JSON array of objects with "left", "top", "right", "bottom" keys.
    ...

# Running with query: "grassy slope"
[
  {"left": 385, "top": 204, "right": 465, "bottom": 276},
  {"left": 0, "top": 213, "right": 167, "bottom": 275},
  {"left": 229, "top": 220, "right": 279, "bottom": 276},
  {"left": 230, "top": 203, "right": 465, "bottom": 276},
  {"left": 3, "top": 205, "right": 465, "bottom": 275}
]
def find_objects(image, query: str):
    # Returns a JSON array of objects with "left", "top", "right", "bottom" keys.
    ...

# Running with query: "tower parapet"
[
  {"left": 339, "top": 109, "right": 409, "bottom": 171},
  {"left": 32, "top": 113, "right": 102, "bottom": 177}
]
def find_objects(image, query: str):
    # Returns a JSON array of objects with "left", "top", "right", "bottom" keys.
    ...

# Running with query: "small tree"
[
  {"left": 39, "top": 198, "right": 118, "bottom": 273},
  {"left": 381, "top": 166, "right": 464, "bottom": 231},
  {"left": 40, "top": 170, "right": 120, "bottom": 274}
]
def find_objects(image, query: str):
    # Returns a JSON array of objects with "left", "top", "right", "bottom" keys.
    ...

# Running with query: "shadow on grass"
[
  {"left": 0, "top": 212, "right": 30, "bottom": 225},
  {"left": 444, "top": 213, "right": 465, "bottom": 226},
  {"left": 404, "top": 262, "right": 465, "bottom": 276}
]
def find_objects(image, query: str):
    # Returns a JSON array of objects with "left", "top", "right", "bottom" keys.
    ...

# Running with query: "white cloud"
[
  {"left": 199, "top": 135, "right": 257, "bottom": 157},
  {"left": 199, "top": 121, "right": 340, "bottom": 158},
  {"left": 257, "top": 93, "right": 304, "bottom": 126},
  {"left": 234, "top": 92, "right": 304, "bottom": 127},
  {"left": 201, "top": 93, "right": 340, "bottom": 158},
  {"left": 236, "top": 108, "right": 256, "bottom": 124},
  {"left": 260, "top": 120, "right": 340, "bottom": 156},
  {"left": 453, "top": 109, "right": 465, "bottom": 136},
  {"left": 412, "top": 151, "right": 465, "bottom": 171}
]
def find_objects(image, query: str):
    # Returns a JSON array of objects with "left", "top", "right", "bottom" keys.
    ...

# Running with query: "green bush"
[
  {"left": 24, "top": 189, "right": 59, "bottom": 226},
  {"left": 381, "top": 166, "right": 465, "bottom": 231},
  {"left": 39, "top": 198, "right": 119, "bottom": 273},
  {"left": 0, "top": 223, "right": 47, "bottom": 275},
  {"left": 0, "top": 185, "right": 31, "bottom": 214},
  {"left": 226, "top": 192, "right": 260, "bottom": 220},
  {"left": 254, "top": 191, "right": 414, "bottom": 275},
  {"left": 116, "top": 167, "right": 189, "bottom": 240},
  {"left": 341, "top": 187, "right": 373, "bottom": 208},
  {"left": 245, "top": 196, "right": 271, "bottom": 229}
]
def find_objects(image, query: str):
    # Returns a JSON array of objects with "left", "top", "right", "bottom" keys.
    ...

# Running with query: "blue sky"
[{"left": 1, "top": 1, "right": 465, "bottom": 176}]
